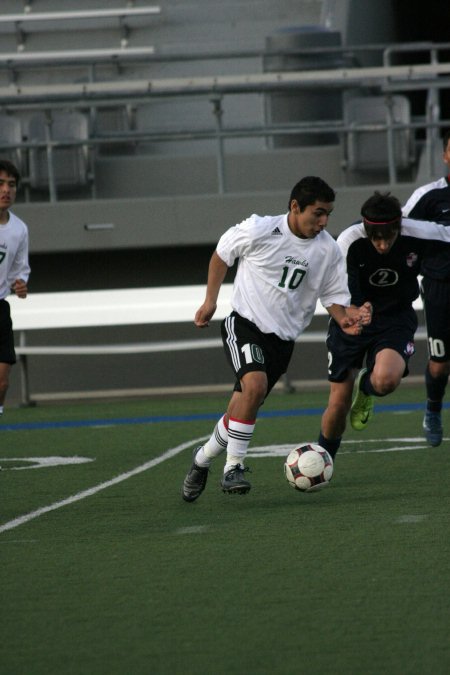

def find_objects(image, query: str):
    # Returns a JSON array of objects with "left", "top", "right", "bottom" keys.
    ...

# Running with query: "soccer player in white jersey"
[
  {"left": 182, "top": 176, "right": 372, "bottom": 502},
  {"left": 0, "top": 160, "right": 30, "bottom": 416}
]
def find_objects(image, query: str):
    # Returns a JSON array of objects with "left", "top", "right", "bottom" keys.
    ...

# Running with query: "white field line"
[
  {"left": 248, "top": 438, "right": 433, "bottom": 457},
  {"left": 0, "top": 435, "right": 208, "bottom": 535},
  {"left": 0, "top": 435, "right": 434, "bottom": 535}
]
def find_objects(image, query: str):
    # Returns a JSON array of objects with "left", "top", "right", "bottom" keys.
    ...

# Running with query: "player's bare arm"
[{"left": 194, "top": 251, "right": 229, "bottom": 328}]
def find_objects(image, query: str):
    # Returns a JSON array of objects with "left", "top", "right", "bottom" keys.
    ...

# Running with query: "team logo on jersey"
[
  {"left": 285, "top": 255, "right": 308, "bottom": 267},
  {"left": 404, "top": 341, "right": 415, "bottom": 356},
  {"left": 406, "top": 252, "right": 418, "bottom": 267},
  {"left": 271, "top": 227, "right": 282, "bottom": 236},
  {"left": 369, "top": 268, "right": 398, "bottom": 287}
]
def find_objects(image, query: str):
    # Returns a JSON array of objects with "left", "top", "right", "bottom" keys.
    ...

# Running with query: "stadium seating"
[
  {"left": 343, "top": 94, "right": 415, "bottom": 174},
  {"left": 0, "top": 112, "right": 24, "bottom": 174},
  {"left": 0, "top": 6, "right": 161, "bottom": 51},
  {"left": 28, "top": 110, "right": 92, "bottom": 195}
]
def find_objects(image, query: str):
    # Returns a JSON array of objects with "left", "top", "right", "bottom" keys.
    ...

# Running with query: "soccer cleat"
[
  {"left": 182, "top": 447, "right": 209, "bottom": 502},
  {"left": 350, "top": 368, "right": 374, "bottom": 431},
  {"left": 423, "top": 411, "right": 443, "bottom": 447},
  {"left": 221, "top": 464, "right": 251, "bottom": 494}
]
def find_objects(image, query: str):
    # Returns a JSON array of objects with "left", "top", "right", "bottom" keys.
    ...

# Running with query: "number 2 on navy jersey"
[{"left": 278, "top": 266, "right": 306, "bottom": 289}]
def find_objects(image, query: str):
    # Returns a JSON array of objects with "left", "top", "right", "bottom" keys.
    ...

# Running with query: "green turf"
[{"left": 1, "top": 387, "right": 449, "bottom": 674}]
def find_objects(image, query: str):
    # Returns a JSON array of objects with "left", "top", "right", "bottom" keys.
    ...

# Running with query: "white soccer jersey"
[
  {"left": 0, "top": 211, "right": 30, "bottom": 300},
  {"left": 216, "top": 213, "right": 350, "bottom": 341}
]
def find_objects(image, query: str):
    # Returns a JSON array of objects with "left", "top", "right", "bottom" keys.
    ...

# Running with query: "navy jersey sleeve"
[{"left": 403, "top": 180, "right": 450, "bottom": 280}]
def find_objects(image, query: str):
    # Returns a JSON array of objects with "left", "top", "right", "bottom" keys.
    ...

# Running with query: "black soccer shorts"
[
  {"left": 221, "top": 311, "right": 294, "bottom": 394},
  {"left": 421, "top": 277, "right": 450, "bottom": 363},
  {"left": 0, "top": 299, "right": 16, "bottom": 364},
  {"left": 326, "top": 307, "right": 417, "bottom": 382}
]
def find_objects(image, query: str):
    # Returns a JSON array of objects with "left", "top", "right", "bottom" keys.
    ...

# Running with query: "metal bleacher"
[
  {"left": 0, "top": 6, "right": 161, "bottom": 51},
  {"left": 27, "top": 110, "right": 92, "bottom": 197},
  {"left": 0, "top": 4, "right": 448, "bottom": 251},
  {"left": 343, "top": 94, "right": 415, "bottom": 176},
  {"left": 0, "top": 14, "right": 448, "bottom": 203},
  {"left": 0, "top": 3, "right": 448, "bottom": 218},
  {"left": 0, "top": 3, "right": 447, "bottom": 196},
  {"left": 0, "top": 3, "right": 162, "bottom": 199}
]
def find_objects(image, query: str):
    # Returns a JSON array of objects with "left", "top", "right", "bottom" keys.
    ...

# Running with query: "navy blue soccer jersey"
[
  {"left": 402, "top": 176, "right": 450, "bottom": 279},
  {"left": 337, "top": 219, "right": 450, "bottom": 314}
]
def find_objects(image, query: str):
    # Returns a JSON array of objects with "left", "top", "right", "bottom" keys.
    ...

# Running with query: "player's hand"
[
  {"left": 339, "top": 303, "right": 372, "bottom": 336},
  {"left": 355, "top": 301, "right": 373, "bottom": 326},
  {"left": 11, "top": 279, "right": 28, "bottom": 298},
  {"left": 339, "top": 316, "right": 363, "bottom": 335},
  {"left": 194, "top": 300, "right": 217, "bottom": 328},
  {"left": 345, "top": 302, "right": 373, "bottom": 327}
]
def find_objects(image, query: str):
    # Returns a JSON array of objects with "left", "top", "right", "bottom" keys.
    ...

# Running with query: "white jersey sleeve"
[{"left": 401, "top": 216, "right": 450, "bottom": 241}]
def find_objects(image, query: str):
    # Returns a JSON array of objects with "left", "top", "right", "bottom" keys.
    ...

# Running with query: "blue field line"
[{"left": 0, "top": 400, "right": 443, "bottom": 432}]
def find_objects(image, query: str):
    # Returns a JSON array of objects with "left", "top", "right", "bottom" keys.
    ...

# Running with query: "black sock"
[
  {"left": 425, "top": 367, "right": 447, "bottom": 412},
  {"left": 318, "top": 432, "right": 341, "bottom": 459},
  {"left": 360, "top": 371, "right": 389, "bottom": 397},
  {"left": 360, "top": 370, "right": 376, "bottom": 396}
]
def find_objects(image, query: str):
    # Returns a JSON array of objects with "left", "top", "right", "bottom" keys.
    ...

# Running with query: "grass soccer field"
[{"left": 1, "top": 386, "right": 449, "bottom": 675}]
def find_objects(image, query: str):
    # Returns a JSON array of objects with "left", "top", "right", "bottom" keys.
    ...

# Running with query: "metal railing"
[{"left": 0, "top": 41, "right": 449, "bottom": 202}]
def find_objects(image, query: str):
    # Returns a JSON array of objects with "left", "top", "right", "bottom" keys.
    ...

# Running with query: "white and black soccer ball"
[{"left": 284, "top": 443, "right": 334, "bottom": 492}]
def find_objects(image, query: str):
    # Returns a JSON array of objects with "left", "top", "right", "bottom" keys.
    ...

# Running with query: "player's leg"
[
  {"left": 368, "top": 348, "right": 406, "bottom": 394},
  {"left": 182, "top": 411, "right": 230, "bottom": 502},
  {"left": 424, "top": 361, "right": 449, "bottom": 446},
  {"left": 319, "top": 319, "right": 365, "bottom": 453},
  {"left": 0, "top": 362, "right": 11, "bottom": 413},
  {"left": 351, "top": 349, "right": 407, "bottom": 430},
  {"left": 220, "top": 314, "right": 294, "bottom": 494},
  {"left": 319, "top": 376, "right": 355, "bottom": 458},
  {"left": 219, "top": 370, "right": 267, "bottom": 494},
  {"left": 182, "top": 312, "right": 293, "bottom": 500},
  {"left": 421, "top": 277, "right": 450, "bottom": 446},
  {"left": 188, "top": 369, "right": 269, "bottom": 471},
  {"left": 225, "top": 372, "right": 266, "bottom": 467},
  {"left": 0, "top": 300, "right": 16, "bottom": 415},
  {"left": 182, "top": 313, "right": 263, "bottom": 501},
  {"left": 351, "top": 309, "right": 416, "bottom": 431}
]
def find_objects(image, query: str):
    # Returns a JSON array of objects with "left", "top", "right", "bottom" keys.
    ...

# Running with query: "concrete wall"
[{"left": 15, "top": 182, "right": 418, "bottom": 258}]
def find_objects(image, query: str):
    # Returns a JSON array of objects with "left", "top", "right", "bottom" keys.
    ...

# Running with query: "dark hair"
[
  {"left": 361, "top": 191, "right": 402, "bottom": 239},
  {"left": 0, "top": 159, "right": 20, "bottom": 187},
  {"left": 443, "top": 129, "right": 450, "bottom": 152},
  {"left": 288, "top": 176, "right": 335, "bottom": 211}
]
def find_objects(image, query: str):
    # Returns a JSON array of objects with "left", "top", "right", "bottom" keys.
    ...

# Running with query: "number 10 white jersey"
[{"left": 216, "top": 213, "right": 350, "bottom": 341}]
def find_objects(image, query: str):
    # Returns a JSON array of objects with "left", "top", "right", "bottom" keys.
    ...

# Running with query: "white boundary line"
[
  {"left": 247, "top": 438, "right": 432, "bottom": 457},
  {"left": 0, "top": 435, "right": 208, "bottom": 535}
]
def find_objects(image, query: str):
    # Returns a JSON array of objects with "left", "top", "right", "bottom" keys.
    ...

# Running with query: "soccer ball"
[{"left": 284, "top": 443, "right": 334, "bottom": 492}]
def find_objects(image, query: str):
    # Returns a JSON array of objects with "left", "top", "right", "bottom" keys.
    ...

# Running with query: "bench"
[
  {"left": 9, "top": 285, "right": 233, "bottom": 406},
  {"left": 9, "top": 285, "right": 425, "bottom": 406},
  {"left": 0, "top": 6, "right": 161, "bottom": 52}
]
